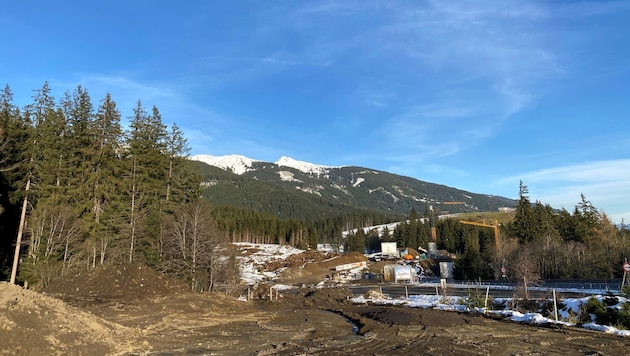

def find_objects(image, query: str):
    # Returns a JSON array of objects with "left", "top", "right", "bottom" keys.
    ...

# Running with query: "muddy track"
[{"left": 259, "top": 289, "right": 630, "bottom": 356}]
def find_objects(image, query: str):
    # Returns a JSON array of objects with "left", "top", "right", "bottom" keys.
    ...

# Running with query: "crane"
[
  {"left": 459, "top": 219, "right": 500, "bottom": 248},
  {"left": 429, "top": 206, "right": 437, "bottom": 241}
]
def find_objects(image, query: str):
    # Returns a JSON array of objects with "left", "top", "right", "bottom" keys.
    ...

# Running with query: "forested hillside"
[
  {"left": 195, "top": 156, "right": 517, "bottom": 219},
  {"left": 0, "top": 83, "right": 214, "bottom": 288}
]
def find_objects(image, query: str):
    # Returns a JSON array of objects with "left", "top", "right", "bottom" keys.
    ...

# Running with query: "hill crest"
[{"left": 192, "top": 153, "right": 516, "bottom": 219}]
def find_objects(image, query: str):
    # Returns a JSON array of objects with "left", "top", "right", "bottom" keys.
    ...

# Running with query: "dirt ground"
[{"left": 2, "top": 252, "right": 630, "bottom": 355}]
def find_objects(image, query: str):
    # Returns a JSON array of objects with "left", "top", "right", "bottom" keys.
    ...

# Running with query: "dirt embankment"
[
  {"left": 0, "top": 281, "right": 139, "bottom": 355},
  {"left": 2, "top": 257, "right": 630, "bottom": 355}
]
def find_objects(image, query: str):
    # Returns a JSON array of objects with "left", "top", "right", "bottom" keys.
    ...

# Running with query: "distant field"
[{"left": 452, "top": 210, "right": 514, "bottom": 224}]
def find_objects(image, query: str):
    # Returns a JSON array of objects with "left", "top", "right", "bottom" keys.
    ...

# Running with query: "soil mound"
[
  {"left": 42, "top": 262, "right": 187, "bottom": 301},
  {"left": 0, "top": 282, "right": 139, "bottom": 355},
  {"left": 292, "top": 287, "right": 355, "bottom": 308},
  {"left": 263, "top": 249, "right": 340, "bottom": 271},
  {"left": 278, "top": 251, "right": 368, "bottom": 284}
]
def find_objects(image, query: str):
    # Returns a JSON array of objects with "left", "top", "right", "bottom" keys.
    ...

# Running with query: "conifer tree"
[
  {"left": 573, "top": 193, "right": 600, "bottom": 242},
  {"left": 0, "top": 85, "right": 24, "bottom": 278},
  {"left": 124, "top": 102, "right": 168, "bottom": 262},
  {"left": 512, "top": 181, "right": 534, "bottom": 243},
  {"left": 61, "top": 85, "right": 95, "bottom": 212},
  {"left": 164, "top": 123, "right": 189, "bottom": 204},
  {"left": 10, "top": 82, "right": 58, "bottom": 283},
  {"left": 0, "top": 85, "right": 20, "bottom": 209},
  {"left": 85, "top": 93, "right": 123, "bottom": 265}
]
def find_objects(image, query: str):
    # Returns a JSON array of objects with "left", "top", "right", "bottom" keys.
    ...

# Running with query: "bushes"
[
  {"left": 579, "top": 294, "right": 630, "bottom": 329},
  {"left": 465, "top": 287, "right": 492, "bottom": 309}
]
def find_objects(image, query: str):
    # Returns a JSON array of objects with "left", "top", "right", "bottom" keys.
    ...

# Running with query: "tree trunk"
[
  {"left": 10, "top": 177, "right": 30, "bottom": 283},
  {"left": 129, "top": 157, "right": 137, "bottom": 263}
]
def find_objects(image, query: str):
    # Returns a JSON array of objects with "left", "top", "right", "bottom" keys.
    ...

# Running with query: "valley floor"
[{"left": 1, "top": 263, "right": 629, "bottom": 355}]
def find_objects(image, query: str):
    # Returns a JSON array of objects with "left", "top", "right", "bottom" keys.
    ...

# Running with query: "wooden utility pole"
[
  {"left": 622, "top": 259, "right": 630, "bottom": 291},
  {"left": 10, "top": 177, "right": 30, "bottom": 284}
]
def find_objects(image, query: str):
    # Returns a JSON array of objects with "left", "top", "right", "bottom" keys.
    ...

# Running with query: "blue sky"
[{"left": 2, "top": 1, "right": 630, "bottom": 223}]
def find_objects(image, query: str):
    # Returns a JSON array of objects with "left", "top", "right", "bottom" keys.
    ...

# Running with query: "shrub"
[
  {"left": 617, "top": 302, "right": 630, "bottom": 330},
  {"left": 603, "top": 292, "right": 619, "bottom": 306},
  {"left": 579, "top": 297, "right": 604, "bottom": 325},
  {"left": 580, "top": 296, "right": 630, "bottom": 327},
  {"left": 540, "top": 300, "right": 565, "bottom": 319},
  {"left": 466, "top": 287, "right": 492, "bottom": 309},
  {"left": 515, "top": 299, "right": 539, "bottom": 314}
]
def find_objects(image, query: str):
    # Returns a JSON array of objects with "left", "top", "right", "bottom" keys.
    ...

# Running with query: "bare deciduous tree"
[
  {"left": 162, "top": 201, "right": 222, "bottom": 292},
  {"left": 511, "top": 243, "right": 540, "bottom": 300},
  {"left": 23, "top": 205, "right": 82, "bottom": 286}
]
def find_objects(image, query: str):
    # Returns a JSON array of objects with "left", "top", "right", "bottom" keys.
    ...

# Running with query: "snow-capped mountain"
[
  {"left": 191, "top": 154, "right": 260, "bottom": 175},
  {"left": 275, "top": 156, "right": 339, "bottom": 176},
  {"left": 191, "top": 154, "right": 340, "bottom": 176},
  {"left": 191, "top": 153, "right": 516, "bottom": 219}
]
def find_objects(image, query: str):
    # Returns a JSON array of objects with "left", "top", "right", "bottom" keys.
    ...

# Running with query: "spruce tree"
[
  {"left": 10, "top": 82, "right": 59, "bottom": 283},
  {"left": 124, "top": 102, "right": 168, "bottom": 262},
  {"left": 512, "top": 180, "right": 534, "bottom": 243},
  {"left": 62, "top": 85, "right": 95, "bottom": 212},
  {"left": 0, "top": 85, "right": 24, "bottom": 279},
  {"left": 86, "top": 93, "right": 124, "bottom": 265}
]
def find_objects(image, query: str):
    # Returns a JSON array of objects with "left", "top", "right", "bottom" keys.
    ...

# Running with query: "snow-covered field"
[
  {"left": 234, "top": 242, "right": 305, "bottom": 285},
  {"left": 234, "top": 243, "right": 630, "bottom": 337}
]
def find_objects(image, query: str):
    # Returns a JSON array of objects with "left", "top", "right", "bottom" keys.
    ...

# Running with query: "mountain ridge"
[
  {"left": 191, "top": 154, "right": 340, "bottom": 175},
  {"left": 191, "top": 154, "right": 516, "bottom": 220}
]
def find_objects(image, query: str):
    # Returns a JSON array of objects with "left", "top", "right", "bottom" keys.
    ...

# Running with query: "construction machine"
[
  {"left": 459, "top": 219, "right": 500, "bottom": 248},
  {"left": 429, "top": 205, "right": 437, "bottom": 241}
]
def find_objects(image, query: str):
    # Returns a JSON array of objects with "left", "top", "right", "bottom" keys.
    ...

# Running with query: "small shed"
[
  {"left": 383, "top": 264, "right": 414, "bottom": 283},
  {"left": 381, "top": 242, "right": 397, "bottom": 257}
]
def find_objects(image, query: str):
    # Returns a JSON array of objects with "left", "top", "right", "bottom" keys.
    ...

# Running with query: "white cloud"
[
  {"left": 284, "top": 0, "right": 562, "bottom": 165},
  {"left": 515, "top": 160, "right": 630, "bottom": 184},
  {"left": 80, "top": 75, "right": 178, "bottom": 100},
  {"left": 501, "top": 160, "right": 630, "bottom": 223}
]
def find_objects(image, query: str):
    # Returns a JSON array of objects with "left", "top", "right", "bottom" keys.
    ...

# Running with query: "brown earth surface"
[{"left": 2, "top": 251, "right": 630, "bottom": 355}]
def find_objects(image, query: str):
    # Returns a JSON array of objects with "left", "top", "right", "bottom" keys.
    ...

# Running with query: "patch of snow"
[
  {"left": 393, "top": 186, "right": 423, "bottom": 202},
  {"left": 297, "top": 186, "right": 322, "bottom": 196},
  {"left": 278, "top": 170, "right": 302, "bottom": 182},
  {"left": 276, "top": 156, "right": 341, "bottom": 175},
  {"left": 191, "top": 154, "right": 259, "bottom": 175},
  {"left": 234, "top": 242, "right": 305, "bottom": 285},
  {"left": 342, "top": 221, "right": 408, "bottom": 238},
  {"left": 368, "top": 186, "right": 399, "bottom": 202},
  {"left": 331, "top": 183, "right": 351, "bottom": 196},
  {"left": 582, "top": 323, "right": 630, "bottom": 336},
  {"left": 352, "top": 177, "right": 365, "bottom": 187}
]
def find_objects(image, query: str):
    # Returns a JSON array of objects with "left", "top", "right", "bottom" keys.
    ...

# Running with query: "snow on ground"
[
  {"left": 352, "top": 291, "right": 630, "bottom": 337},
  {"left": 191, "top": 154, "right": 259, "bottom": 175},
  {"left": 415, "top": 280, "right": 619, "bottom": 295},
  {"left": 234, "top": 242, "right": 305, "bottom": 285},
  {"left": 275, "top": 156, "right": 338, "bottom": 175}
]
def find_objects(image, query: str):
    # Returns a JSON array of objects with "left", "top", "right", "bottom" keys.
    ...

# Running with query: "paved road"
[
  {"left": 349, "top": 284, "right": 518, "bottom": 298},
  {"left": 348, "top": 279, "right": 623, "bottom": 299}
]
